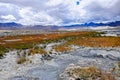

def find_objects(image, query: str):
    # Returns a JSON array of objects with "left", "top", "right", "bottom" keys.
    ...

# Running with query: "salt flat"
[{"left": 0, "top": 46, "right": 120, "bottom": 80}]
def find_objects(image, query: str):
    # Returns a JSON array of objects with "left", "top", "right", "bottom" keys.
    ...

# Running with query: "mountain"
[
  {"left": 0, "top": 22, "right": 22, "bottom": 30},
  {"left": 106, "top": 21, "right": 120, "bottom": 26},
  {"left": 21, "top": 25, "right": 60, "bottom": 31},
  {"left": 64, "top": 21, "right": 120, "bottom": 28},
  {"left": 0, "top": 21, "right": 120, "bottom": 30}
]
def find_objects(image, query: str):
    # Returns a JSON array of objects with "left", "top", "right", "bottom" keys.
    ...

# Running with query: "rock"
[
  {"left": 106, "top": 54, "right": 120, "bottom": 61},
  {"left": 42, "top": 54, "right": 53, "bottom": 60},
  {"left": 75, "top": 78, "right": 81, "bottom": 80}
]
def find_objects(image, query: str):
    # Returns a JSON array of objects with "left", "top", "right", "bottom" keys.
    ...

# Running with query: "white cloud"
[
  {"left": 0, "top": 3, "right": 21, "bottom": 22},
  {"left": 0, "top": 0, "right": 120, "bottom": 25},
  {"left": 46, "top": 0, "right": 63, "bottom": 6},
  {"left": 18, "top": 8, "right": 62, "bottom": 25},
  {"left": 1, "top": 15, "right": 16, "bottom": 21}
]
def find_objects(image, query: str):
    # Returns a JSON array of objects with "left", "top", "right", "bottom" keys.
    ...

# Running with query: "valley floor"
[{"left": 0, "top": 29, "right": 120, "bottom": 80}]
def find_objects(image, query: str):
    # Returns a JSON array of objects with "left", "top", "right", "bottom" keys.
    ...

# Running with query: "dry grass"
[
  {"left": 0, "top": 31, "right": 95, "bottom": 56},
  {"left": 67, "top": 36, "right": 120, "bottom": 48},
  {"left": 53, "top": 44, "right": 71, "bottom": 53},
  {"left": 66, "top": 66, "right": 115, "bottom": 80},
  {"left": 29, "top": 48, "right": 47, "bottom": 55},
  {"left": 17, "top": 57, "right": 27, "bottom": 64},
  {"left": 0, "top": 31, "right": 120, "bottom": 57},
  {"left": 53, "top": 36, "right": 120, "bottom": 53},
  {"left": 0, "top": 31, "right": 96, "bottom": 48}
]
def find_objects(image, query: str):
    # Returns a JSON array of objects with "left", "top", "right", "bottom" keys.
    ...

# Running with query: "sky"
[{"left": 0, "top": 0, "right": 120, "bottom": 25}]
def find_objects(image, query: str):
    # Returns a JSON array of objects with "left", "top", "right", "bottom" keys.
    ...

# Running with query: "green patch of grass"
[
  {"left": 117, "top": 62, "right": 120, "bottom": 76},
  {"left": 0, "top": 45, "right": 8, "bottom": 58},
  {"left": 7, "top": 42, "right": 37, "bottom": 50}
]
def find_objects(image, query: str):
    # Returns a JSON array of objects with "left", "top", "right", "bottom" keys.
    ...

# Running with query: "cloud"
[
  {"left": 1, "top": 15, "right": 16, "bottom": 21},
  {"left": 83, "top": 0, "right": 120, "bottom": 22},
  {"left": 18, "top": 8, "right": 62, "bottom": 25},
  {"left": 0, "top": 0, "right": 120, "bottom": 25},
  {"left": 0, "top": 3, "right": 21, "bottom": 22}
]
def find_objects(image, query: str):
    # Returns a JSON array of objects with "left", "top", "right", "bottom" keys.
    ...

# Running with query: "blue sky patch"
[{"left": 76, "top": 1, "right": 80, "bottom": 5}]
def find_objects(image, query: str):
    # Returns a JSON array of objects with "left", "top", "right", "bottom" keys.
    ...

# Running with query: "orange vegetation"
[
  {"left": 0, "top": 31, "right": 119, "bottom": 51},
  {"left": 66, "top": 66, "right": 115, "bottom": 80},
  {"left": 53, "top": 44, "right": 71, "bottom": 53},
  {"left": 29, "top": 48, "right": 47, "bottom": 55},
  {"left": 0, "top": 31, "right": 95, "bottom": 49},
  {"left": 66, "top": 36, "right": 120, "bottom": 48}
]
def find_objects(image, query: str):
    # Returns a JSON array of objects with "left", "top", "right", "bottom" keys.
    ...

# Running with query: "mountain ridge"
[
  {"left": 0, "top": 21, "right": 120, "bottom": 30},
  {"left": 63, "top": 21, "right": 120, "bottom": 28},
  {"left": 0, "top": 22, "right": 22, "bottom": 30}
]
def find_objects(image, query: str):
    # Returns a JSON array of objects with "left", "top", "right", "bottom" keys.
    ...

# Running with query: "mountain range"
[
  {"left": 0, "top": 21, "right": 120, "bottom": 30},
  {"left": 0, "top": 22, "right": 22, "bottom": 30},
  {"left": 64, "top": 21, "right": 120, "bottom": 28}
]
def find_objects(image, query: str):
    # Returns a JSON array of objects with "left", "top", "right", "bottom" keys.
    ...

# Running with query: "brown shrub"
[{"left": 17, "top": 57, "right": 27, "bottom": 64}]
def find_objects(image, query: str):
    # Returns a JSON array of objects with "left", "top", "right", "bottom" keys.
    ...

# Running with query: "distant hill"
[
  {"left": 64, "top": 21, "right": 120, "bottom": 28},
  {"left": 22, "top": 21, "right": 120, "bottom": 30},
  {"left": 0, "top": 22, "right": 22, "bottom": 30},
  {"left": 22, "top": 25, "right": 60, "bottom": 31},
  {"left": 0, "top": 21, "right": 120, "bottom": 30}
]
